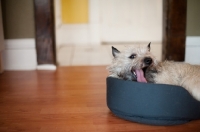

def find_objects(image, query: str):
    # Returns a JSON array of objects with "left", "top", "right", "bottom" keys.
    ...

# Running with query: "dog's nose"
[{"left": 144, "top": 57, "right": 152, "bottom": 65}]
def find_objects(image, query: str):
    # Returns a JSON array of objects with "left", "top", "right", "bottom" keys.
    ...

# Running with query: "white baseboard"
[
  {"left": 3, "top": 39, "right": 37, "bottom": 70},
  {"left": 185, "top": 36, "right": 200, "bottom": 64},
  {"left": 4, "top": 39, "right": 35, "bottom": 49},
  {"left": 186, "top": 36, "right": 200, "bottom": 46},
  {"left": 2, "top": 37, "right": 199, "bottom": 70},
  {"left": 37, "top": 64, "right": 57, "bottom": 70}
]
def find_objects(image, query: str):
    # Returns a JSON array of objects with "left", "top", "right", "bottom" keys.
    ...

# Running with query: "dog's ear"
[
  {"left": 112, "top": 46, "right": 120, "bottom": 57},
  {"left": 147, "top": 42, "right": 151, "bottom": 51}
]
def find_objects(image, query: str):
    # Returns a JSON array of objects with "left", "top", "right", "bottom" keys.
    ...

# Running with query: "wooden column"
[
  {"left": 34, "top": 0, "right": 56, "bottom": 64},
  {"left": 162, "top": 0, "right": 187, "bottom": 61}
]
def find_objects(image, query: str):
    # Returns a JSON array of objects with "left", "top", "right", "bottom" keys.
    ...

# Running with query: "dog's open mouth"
[{"left": 132, "top": 67, "right": 147, "bottom": 83}]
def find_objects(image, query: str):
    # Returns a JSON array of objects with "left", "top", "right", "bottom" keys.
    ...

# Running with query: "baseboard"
[
  {"left": 2, "top": 37, "right": 199, "bottom": 70},
  {"left": 186, "top": 36, "right": 200, "bottom": 46},
  {"left": 185, "top": 36, "right": 200, "bottom": 64},
  {"left": 4, "top": 39, "right": 35, "bottom": 49},
  {"left": 3, "top": 39, "right": 37, "bottom": 70},
  {"left": 37, "top": 64, "right": 57, "bottom": 70}
]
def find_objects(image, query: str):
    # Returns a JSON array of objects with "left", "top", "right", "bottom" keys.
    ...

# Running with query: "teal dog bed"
[{"left": 106, "top": 77, "right": 200, "bottom": 126}]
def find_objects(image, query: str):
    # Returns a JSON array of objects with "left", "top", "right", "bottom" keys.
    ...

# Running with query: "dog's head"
[{"left": 107, "top": 42, "right": 157, "bottom": 82}]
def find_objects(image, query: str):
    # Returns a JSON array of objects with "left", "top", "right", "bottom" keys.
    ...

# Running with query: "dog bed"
[{"left": 106, "top": 77, "right": 200, "bottom": 126}]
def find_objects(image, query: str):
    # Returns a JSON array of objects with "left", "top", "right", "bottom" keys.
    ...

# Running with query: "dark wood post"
[
  {"left": 162, "top": 0, "right": 187, "bottom": 61},
  {"left": 34, "top": 0, "right": 56, "bottom": 64}
]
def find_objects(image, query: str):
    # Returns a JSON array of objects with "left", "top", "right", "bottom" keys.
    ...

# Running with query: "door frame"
[
  {"left": 162, "top": 0, "right": 187, "bottom": 61},
  {"left": 34, "top": 0, "right": 56, "bottom": 65}
]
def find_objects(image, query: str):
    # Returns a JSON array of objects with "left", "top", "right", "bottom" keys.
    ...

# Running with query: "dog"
[
  {"left": 107, "top": 43, "right": 157, "bottom": 82},
  {"left": 107, "top": 43, "right": 200, "bottom": 101},
  {"left": 145, "top": 60, "right": 200, "bottom": 101}
]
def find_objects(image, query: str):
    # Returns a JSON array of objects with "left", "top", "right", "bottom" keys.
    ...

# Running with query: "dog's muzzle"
[{"left": 131, "top": 57, "right": 153, "bottom": 82}]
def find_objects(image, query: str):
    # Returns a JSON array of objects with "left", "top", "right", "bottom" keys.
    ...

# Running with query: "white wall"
[
  {"left": 55, "top": 0, "right": 162, "bottom": 47},
  {"left": 100, "top": 0, "right": 162, "bottom": 43}
]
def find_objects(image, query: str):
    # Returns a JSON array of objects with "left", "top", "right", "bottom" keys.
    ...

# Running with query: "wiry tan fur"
[
  {"left": 107, "top": 45, "right": 157, "bottom": 81},
  {"left": 107, "top": 44, "right": 200, "bottom": 101},
  {"left": 146, "top": 61, "right": 200, "bottom": 101}
]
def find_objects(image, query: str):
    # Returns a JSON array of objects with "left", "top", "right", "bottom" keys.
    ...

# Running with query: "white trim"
[
  {"left": 185, "top": 36, "right": 200, "bottom": 64},
  {"left": 5, "top": 39, "right": 35, "bottom": 49},
  {"left": 37, "top": 64, "right": 57, "bottom": 70},
  {"left": 186, "top": 36, "right": 200, "bottom": 46},
  {"left": 3, "top": 39, "right": 37, "bottom": 70}
]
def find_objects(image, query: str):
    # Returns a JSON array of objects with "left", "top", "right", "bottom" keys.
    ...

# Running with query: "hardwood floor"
[{"left": 0, "top": 66, "right": 200, "bottom": 132}]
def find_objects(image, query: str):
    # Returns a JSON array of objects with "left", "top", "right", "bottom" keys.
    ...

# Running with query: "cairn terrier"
[
  {"left": 107, "top": 43, "right": 200, "bottom": 101},
  {"left": 107, "top": 43, "right": 157, "bottom": 82}
]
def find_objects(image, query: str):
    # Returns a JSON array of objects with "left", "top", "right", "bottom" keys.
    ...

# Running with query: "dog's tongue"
[{"left": 136, "top": 69, "right": 147, "bottom": 83}]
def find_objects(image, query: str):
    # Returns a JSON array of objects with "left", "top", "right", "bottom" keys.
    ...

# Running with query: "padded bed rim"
[{"left": 106, "top": 77, "right": 200, "bottom": 125}]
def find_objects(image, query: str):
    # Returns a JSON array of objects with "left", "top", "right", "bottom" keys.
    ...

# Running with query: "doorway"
[{"left": 55, "top": 0, "right": 162, "bottom": 66}]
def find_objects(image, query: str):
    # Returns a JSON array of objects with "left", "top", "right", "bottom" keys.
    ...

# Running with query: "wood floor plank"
[{"left": 0, "top": 66, "right": 200, "bottom": 132}]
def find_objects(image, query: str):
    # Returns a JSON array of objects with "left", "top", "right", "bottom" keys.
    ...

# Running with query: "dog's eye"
[{"left": 129, "top": 54, "right": 136, "bottom": 59}]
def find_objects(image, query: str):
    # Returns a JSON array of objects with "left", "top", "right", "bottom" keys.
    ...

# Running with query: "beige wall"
[
  {"left": 0, "top": 0, "right": 4, "bottom": 73},
  {"left": 187, "top": 0, "right": 200, "bottom": 36},
  {"left": 1, "top": 0, "right": 35, "bottom": 39}
]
